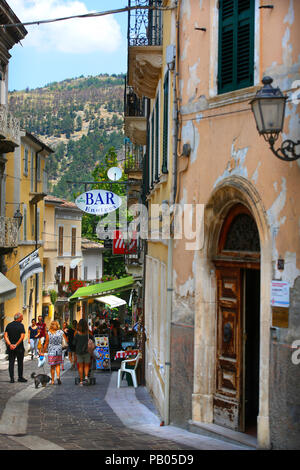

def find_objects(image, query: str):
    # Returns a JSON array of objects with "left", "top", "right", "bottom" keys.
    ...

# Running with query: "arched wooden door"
[{"left": 213, "top": 204, "right": 260, "bottom": 433}]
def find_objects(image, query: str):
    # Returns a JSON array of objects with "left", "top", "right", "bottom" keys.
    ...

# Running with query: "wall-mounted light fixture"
[
  {"left": 250, "top": 77, "right": 300, "bottom": 162},
  {"left": 13, "top": 205, "right": 23, "bottom": 228}
]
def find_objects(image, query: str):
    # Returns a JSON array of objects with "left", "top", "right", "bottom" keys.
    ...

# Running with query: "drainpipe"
[
  {"left": 34, "top": 147, "right": 43, "bottom": 321},
  {"left": 164, "top": 0, "right": 180, "bottom": 426}
]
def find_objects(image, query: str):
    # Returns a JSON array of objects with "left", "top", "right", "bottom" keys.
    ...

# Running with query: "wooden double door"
[{"left": 214, "top": 265, "right": 260, "bottom": 433}]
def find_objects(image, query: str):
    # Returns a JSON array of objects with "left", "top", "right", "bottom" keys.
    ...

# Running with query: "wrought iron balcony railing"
[
  {"left": 0, "top": 216, "right": 19, "bottom": 249},
  {"left": 128, "top": 0, "right": 163, "bottom": 47},
  {"left": 125, "top": 140, "right": 144, "bottom": 173},
  {"left": 124, "top": 83, "right": 146, "bottom": 117}
]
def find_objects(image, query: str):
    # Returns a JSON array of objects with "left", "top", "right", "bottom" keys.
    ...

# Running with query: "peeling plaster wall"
[{"left": 171, "top": 0, "right": 300, "bottom": 447}]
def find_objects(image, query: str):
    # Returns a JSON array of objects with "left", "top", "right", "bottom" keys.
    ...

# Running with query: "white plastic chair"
[{"left": 117, "top": 352, "right": 141, "bottom": 388}]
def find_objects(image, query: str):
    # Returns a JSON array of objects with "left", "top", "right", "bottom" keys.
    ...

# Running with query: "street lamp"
[
  {"left": 13, "top": 206, "right": 23, "bottom": 228},
  {"left": 250, "top": 76, "right": 300, "bottom": 162}
]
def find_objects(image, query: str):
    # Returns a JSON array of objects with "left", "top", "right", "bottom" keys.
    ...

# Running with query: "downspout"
[
  {"left": 164, "top": 0, "right": 180, "bottom": 426},
  {"left": 34, "top": 147, "right": 43, "bottom": 321}
]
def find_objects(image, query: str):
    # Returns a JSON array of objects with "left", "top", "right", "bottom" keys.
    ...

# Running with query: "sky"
[{"left": 8, "top": 0, "right": 129, "bottom": 91}]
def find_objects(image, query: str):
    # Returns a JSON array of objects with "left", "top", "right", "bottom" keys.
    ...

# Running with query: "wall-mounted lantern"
[
  {"left": 13, "top": 206, "right": 23, "bottom": 228},
  {"left": 250, "top": 76, "right": 300, "bottom": 162}
]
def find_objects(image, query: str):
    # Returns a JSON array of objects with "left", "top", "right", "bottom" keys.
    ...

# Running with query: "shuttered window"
[
  {"left": 71, "top": 227, "right": 76, "bottom": 256},
  {"left": 58, "top": 226, "right": 63, "bottom": 256},
  {"left": 162, "top": 71, "right": 169, "bottom": 174},
  {"left": 155, "top": 95, "right": 159, "bottom": 182},
  {"left": 151, "top": 112, "right": 154, "bottom": 188},
  {"left": 218, "top": 0, "right": 254, "bottom": 94}
]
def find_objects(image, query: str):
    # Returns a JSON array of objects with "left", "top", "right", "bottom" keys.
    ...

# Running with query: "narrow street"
[{"left": 0, "top": 355, "right": 251, "bottom": 452}]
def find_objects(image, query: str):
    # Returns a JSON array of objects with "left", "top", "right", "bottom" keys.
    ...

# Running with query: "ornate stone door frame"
[{"left": 192, "top": 176, "right": 272, "bottom": 449}]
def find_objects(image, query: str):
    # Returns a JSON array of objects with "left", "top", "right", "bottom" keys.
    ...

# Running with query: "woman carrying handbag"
[{"left": 73, "top": 319, "right": 95, "bottom": 386}]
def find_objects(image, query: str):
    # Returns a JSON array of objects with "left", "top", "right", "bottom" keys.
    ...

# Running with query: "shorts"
[{"left": 76, "top": 353, "right": 91, "bottom": 364}]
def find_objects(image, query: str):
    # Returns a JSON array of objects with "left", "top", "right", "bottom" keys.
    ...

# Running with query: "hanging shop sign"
[
  {"left": 113, "top": 230, "right": 137, "bottom": 255},
  {"left": 75, "top": 190, "right": 122, "bottom": 215}
]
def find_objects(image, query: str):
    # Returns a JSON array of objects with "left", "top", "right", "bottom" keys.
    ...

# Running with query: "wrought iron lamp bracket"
[{"left": 267, "top": 134, "right": 300, "bottom": 162}]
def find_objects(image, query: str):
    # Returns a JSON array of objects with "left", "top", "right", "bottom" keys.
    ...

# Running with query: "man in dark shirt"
[{"left": 4, "top": 312, "right": 27, "bottom": 383}]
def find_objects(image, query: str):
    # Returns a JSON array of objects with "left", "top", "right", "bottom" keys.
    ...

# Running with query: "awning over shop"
[
  {"left": 70, "top": 258, "right": 83, "bottom": 269},
  {"left": 69, "top": 276, "right": 134, "bottom": 300},
  {"left": 0, "top": 273, "right": 17, "bottom": 303},
  {"left": 95, "top": 295, "right": 127, "bottom": 308}
]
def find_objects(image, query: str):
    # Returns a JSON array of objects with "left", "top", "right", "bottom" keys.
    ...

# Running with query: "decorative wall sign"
[{"left": 75, "top": 190, "right": 122, "bottom": 215}]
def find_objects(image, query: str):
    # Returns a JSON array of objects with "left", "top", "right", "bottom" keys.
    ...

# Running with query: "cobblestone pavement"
[{"left": 0, "top": 354, "right": 251, "bottom": 451}]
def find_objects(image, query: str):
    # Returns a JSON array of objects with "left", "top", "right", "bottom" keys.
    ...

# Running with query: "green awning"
[{"left": 69, "top": 276, "right": 134, "bottom": 300}]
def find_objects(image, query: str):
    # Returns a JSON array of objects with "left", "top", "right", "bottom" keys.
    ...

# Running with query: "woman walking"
[
  {"left": 67, "top": 320, "right": 77, "bottom": 370},
  {"left": 73, "top": 319, "right": 94, "bottom": 386},
  {"left": 42, "top": 321, "right": 68, "bottom": 385},
  {"left": 28, "top": 319, "right": 40, "bottom": 359}
]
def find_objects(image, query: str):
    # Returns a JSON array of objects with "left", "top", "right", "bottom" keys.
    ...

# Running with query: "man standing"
[
  {"left": 4, "top": 313, "right": 27, "bottom": 383},
  {"left": 36, "top": 315, "right": 46, "bottom": 354}
]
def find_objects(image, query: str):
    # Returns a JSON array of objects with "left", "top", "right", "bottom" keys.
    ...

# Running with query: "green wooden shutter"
[
  {"left": 155, "top": 95, "right": 159, "bottom": 182},
  {"left": 162, "top": 71, "right": 169, "bottom": 174},
  {"left": 151, "top": 112, "right": 154, "bottom": 188},
  {"left": 218, "top": 0, "right": 254, "bottom": 94}
]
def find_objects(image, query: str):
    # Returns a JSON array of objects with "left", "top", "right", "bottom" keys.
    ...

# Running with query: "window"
[
  {"left": 150, "top": 112, "right": 155, "bottom": 188},
  {"left": 162, "top": 71, "right": 169, "bottom": 174},
  {"left": 37, "top": 209, "right": 40, "bottom": 241},
  {"left": 23, "top": 280, "right": 27, "bottom": 308},
  {"left": 36, "top": 273, "right": 39, "bottom": 304},
  {"left": 71, "top": 227, "right": 76, "bottom": 256},
  {"left": 24, "top": 147, "right": 28, "bottom": 176},
  {"left": 58, "top": 226, "right": 63, "bottom": 256},
  {"left": 30, "top": 151, "right": 34, "bottom": 192},
  {"left": 218, "top": 0, "right": 254, "bottom": 94},
  {"left": 37, "top": 154, "right": 41, "bottom": 181},
  {"left": 154, "top": 95, "right": 160, "bottom": 182},
  {"left": 84, "top": 266, "right": 88, "bottom": 281},
  {"left": 23, "top": 205, "right": 27, "bottom": 241},
  {"left": 43, "top": 170, "right": 48, "bottom": 193}
]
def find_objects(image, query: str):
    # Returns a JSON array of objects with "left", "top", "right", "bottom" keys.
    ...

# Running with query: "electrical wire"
[{"left": 0, "top": 5, "right": 175, "bottom": 29}]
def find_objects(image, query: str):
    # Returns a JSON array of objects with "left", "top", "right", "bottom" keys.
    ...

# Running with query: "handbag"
[{"left": 62, "top": 334, "right": 68, "bottom": 350}]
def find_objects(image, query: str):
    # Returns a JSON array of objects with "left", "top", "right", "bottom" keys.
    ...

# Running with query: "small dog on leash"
[{"left": 31, "top": 372, "right": 51, "bottom": 388}]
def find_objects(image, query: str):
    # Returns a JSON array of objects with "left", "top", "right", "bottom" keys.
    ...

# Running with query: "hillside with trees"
[{"left": 9, "top": 74, "right": 125, "bottom": 199}]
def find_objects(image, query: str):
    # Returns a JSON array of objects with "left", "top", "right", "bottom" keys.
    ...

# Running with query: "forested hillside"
[{"left": 9, "top": 74, "right": 125, "bottom": 199}]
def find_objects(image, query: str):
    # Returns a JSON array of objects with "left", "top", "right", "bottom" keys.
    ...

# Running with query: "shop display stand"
[{"left": 94, "top": 335, "right": 112, "bottom": 373}]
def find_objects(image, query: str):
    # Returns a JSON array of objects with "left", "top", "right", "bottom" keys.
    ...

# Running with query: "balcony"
[
  {"left": 125, "top": 240, "right": 143, "bottom": 278},
  {"left": 124, "top": 84, "right": 147, "bottom": 145},
  {"left": 0, "top": 216, "right": 19, "bottom": 252},
  {"left": 127, "top": 0, "right": 163, "bottom": 99},
  {"left": 125, "top": 141, "right": 143, "bottom": 205},
  {"left": 0, "top": 105, "right": 20, "bottom": 153}
]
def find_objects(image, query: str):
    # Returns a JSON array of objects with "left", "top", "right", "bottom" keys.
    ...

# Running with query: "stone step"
[{"left": 188, "top": 420, "right": 257, "bottom": 449}]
